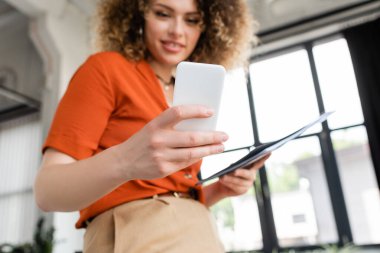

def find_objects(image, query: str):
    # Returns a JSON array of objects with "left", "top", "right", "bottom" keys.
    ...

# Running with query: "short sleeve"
[{"left": 43, "top": 55, "right": 115, "bottom": 160}]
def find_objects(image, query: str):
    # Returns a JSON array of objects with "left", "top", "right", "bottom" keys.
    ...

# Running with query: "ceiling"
[{"left": 248, "top": 0, "right": 372, "bottom": 34}]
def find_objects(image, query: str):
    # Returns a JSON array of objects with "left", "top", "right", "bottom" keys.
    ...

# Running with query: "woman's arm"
[
  {"left": 35, "top": 147, "right": 126, "bottom": 212},
  {"left": 203, "top": 154, "right": 270, "bottom": 207},
  {"left": 34, "top": 105, "right": 228, "bottom": 212}
]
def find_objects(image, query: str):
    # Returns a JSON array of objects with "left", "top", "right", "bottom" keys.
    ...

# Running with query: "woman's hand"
[
  {"left": 218, "top": 154, "right": 270, "bottom": 196},
  {"left": 115, "top": 105, "right": 229, "bottom": 181},
  {"left": 36, "top": 104, "right": 227, "bottom": 212},
  {"left": 203, "top": 154, "right": 270, "bottom": 207}
]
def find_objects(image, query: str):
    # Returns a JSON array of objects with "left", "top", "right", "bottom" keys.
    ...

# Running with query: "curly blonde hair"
[{"left": 95, "top": 0, "right": 257, "bottom": 70}]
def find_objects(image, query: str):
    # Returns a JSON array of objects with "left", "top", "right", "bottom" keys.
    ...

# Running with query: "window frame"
[{"left": 222, "top": 33, "right": 380, "bottom": 252}]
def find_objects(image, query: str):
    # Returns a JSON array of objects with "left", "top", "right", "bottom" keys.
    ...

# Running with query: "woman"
[{"left": 34, "top": 0, "right": 268, "bottom": 252}]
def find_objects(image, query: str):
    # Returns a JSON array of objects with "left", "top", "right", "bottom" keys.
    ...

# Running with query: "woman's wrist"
[
  {"left": 106, "top": 144, "right": 134, "bottom": 183},
  {"left": 203, "top": 182, "right": 227, "bottom": 207}
]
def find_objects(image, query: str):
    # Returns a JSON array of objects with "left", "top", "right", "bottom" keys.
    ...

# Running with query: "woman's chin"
[{"left": 161, "top": 58, "right": 187, "bottom": 67}]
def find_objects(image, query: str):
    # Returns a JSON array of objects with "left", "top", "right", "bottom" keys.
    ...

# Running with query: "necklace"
[{"left": 156, "top": 74, "right": 175, "bottom": 91}]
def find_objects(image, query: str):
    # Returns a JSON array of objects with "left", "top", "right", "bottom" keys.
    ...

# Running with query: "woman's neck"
[
  {"left": 147, "top": 59, "right": 175, "bottom": 82},
  {"left": 147, "top": 58, "right": 176, "bottom": 105}
]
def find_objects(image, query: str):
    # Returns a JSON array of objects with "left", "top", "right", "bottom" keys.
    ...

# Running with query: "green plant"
[
  {"left": 33, "top": 217, "right": 54, "bottom": 253},
  {"left": 278, "top": 243, "right": 358, "bottom": 253},
  {"left": 0, "top": 217, "right": 54, "bottom": 253},
  {"left": 310, "top": 244, "right": 358, "bottom": 253}
]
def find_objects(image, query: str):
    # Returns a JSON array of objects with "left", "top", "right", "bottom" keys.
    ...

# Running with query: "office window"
[
  {"left": 266, "top": 137, "right": 338, "bottom": 246},
  {"left": 202, "top": 36, "right": 380, "bottom": 252},
  {"left": 313, "top": 39, "right": 380, "bottom": 244},
  {"left": 249, "top": 46, "right": 340, "bottom": 247},
  {"left": 331, "top": 127, "right": 380, "bottom": 244},
  {"left": 313, "top": 39, "right": 364, "bottom": 129},
  {"left": 250, "top": 49, "right": 320, "bottom": 142}
]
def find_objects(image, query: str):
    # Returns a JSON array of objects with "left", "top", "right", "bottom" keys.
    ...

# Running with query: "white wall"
[
  {"left": 4, "top": 0, "right": 95, "bottom": 252},
  {"left": 0, "top": 113, "right": 41, "bottom": 244}
]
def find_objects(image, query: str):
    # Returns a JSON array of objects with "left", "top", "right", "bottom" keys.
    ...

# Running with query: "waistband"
[
  {"left": 153, "top": 190, "right": 198, "bottom": 200},
  {"left": 85, "top": 190, "right": 198, "bottom": 227}
]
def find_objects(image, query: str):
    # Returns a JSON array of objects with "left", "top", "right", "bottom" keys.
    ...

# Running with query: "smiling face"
[{"left": 144, "top": 0, "right": 203, "bottom": 71}]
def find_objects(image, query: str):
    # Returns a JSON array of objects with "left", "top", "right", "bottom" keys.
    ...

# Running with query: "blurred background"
[{"left": 0, "top": 0, "right": 379, "bottom": 252}]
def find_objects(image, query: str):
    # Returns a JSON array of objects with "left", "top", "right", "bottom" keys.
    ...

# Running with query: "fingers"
[
  {"left": 153, "top": 105, "right": 213, "bottom": 129},
  {"left": 217, "top": 154, "right": 271, "bottom": 195},
  {"left": 165, "top": 144, "right": 225, "bottom": 162},
  {"left": 221, "top": 180, "right": 252, "bottom": 193},
  {"left": 219, "top": 173, "right": 254, "bottom": 192},
  {"left": 155, "top": 129, "right": 228, "bottom": 148},
  {"left": 219, "top": 163, "right": 261, "bottom": 187},
  {"left": 231, "top": 169, "right": 257, "bottom": 182},
  {"left": 218, "top": 169, "right": 257, "bottom": 194},
  {"left": 146, "top": 105, "right": 228, "bottom": 149},
  {"left": 221, "top": 169, "right": 256, "bottom": 186}
]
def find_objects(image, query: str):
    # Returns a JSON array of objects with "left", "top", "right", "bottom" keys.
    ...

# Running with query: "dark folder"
[{"left": 197, "top": 111, "right": 334, "bottom": 185}]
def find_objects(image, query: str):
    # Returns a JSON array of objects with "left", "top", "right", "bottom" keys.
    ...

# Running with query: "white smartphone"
[{"left": 172, "top": 61, "right": 226, "bottom": 131}]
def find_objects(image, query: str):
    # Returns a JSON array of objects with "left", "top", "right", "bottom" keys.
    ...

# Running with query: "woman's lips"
[{"left": 161, "top": 40, "right": 184, "bottom": 53}]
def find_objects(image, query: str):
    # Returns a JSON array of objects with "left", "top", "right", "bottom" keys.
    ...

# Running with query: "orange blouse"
[{"left": 43, "top": 52, "right": 204, "bottom": 228}]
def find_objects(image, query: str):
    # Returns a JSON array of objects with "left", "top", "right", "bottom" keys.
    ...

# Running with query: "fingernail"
[
  {"left": 205, "top": 108, "right": 214, "bottom": 116},
  {"left": 218, "top": 144, "right": 225, "bottom": 152},
  {"left": 222, "top": 134, "right": 229, "bottom": 142}
]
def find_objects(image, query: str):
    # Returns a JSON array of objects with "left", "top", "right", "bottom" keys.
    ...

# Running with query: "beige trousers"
[{"left": 83, "top": 196, "right": 225, "bottom": 253}]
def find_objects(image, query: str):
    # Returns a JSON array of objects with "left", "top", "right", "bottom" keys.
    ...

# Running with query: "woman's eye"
[
  {"left": 186, "top": 18, "right": 201, "bottom": 25},
  {"left": 155, "top": 11, "right": 170, "bottom": 18},
  {"left": 185, "top": 15, "right": 202, "bottom": 25}
]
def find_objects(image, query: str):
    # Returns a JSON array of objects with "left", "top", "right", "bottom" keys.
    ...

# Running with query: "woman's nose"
[{"left": 168, "top": 18, "right": 184, "bottom": 37}]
